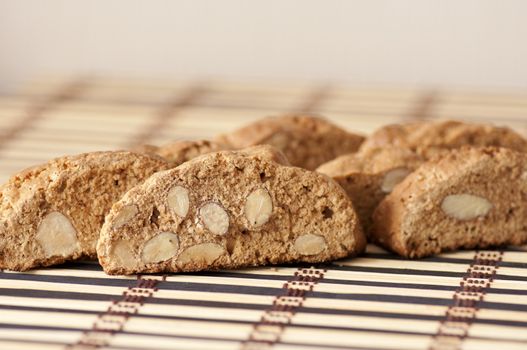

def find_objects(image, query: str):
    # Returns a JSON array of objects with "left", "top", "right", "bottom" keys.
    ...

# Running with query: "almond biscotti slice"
[
  {"left": 135, "top": 140, "right": 223, "bottom": 167},
  {"left": 214, "top": 114, "right": 365, "bottom": 170},
  {"left": 0, "top": 151, "right": 168, "bottom": 271},
  {"left": 97, "top": 145, "right": 366, "bottom": 275},
  {"left": 371, "top": 147, "right": 527, "bottom": 258},
  {"left": 317, "top": 147, "right": 424, "bottom": 234},
  {"left": 360, "top": 120, "right": 527, "bottom": 155},
  {"left": 324, "top": 120, "right": 527, "bottom": 235}
]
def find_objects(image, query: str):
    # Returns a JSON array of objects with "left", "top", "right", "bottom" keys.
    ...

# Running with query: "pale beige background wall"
[{"left": 1, "top": 0, "right": 526, "bottom": 92}]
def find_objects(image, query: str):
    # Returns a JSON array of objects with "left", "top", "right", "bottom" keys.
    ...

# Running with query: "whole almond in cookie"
[
  {"left": 371, "top": 147, "right": 527, "bottom": 258},
  {"left": 134, "top": 140, "right": 223, "bottom": 167},
  {"left": 97, "top": 145, "right": 366, "bottom": 275},
  {"left": 360, "top": 120, "right": 527, "bottom": 155},
  {"left": 317, "top": 146, "right": 424, "bottom": 234},
  {"left": 0, "top": 151, "right": 168, "bottom": 271},
  {"left": 215, "top": 115, "right": 364, "bottom": 170}
]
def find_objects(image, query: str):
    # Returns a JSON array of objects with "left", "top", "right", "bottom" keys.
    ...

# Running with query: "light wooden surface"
[{"left": 0, "top": 78, "right": 526, "bottom": 350}]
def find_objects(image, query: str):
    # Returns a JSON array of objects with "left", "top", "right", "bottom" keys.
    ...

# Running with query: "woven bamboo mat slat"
[{"left": 1, "top": 77, "right": 527, "bottom": 350}]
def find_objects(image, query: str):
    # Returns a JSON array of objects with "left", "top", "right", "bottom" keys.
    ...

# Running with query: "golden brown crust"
[
  {"left": 97, "top": 146, "right": 366, "bottom": 275},
  {"left": 134, "top": 140, "right": 224, "bottom": 167},
  {"left": 215, "top": 114, "right": 365, "bottom": 170},
  {"left": 318, "top": 147, "right": 422, "bottom": 175},
  {"left": 371, "top": 147, "right": 527, "bottom": 257},
  {"left": 359, "top": 122, "right": 423, "bottom": 150},
  {"left": 0, "top": 151, "right": 168, "bottom": 271},
  {"left": 361, "top": 120, "right": 527, "bottom": 155}
]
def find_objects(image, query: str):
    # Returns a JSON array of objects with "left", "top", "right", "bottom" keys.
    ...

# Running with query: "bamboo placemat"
[{"left": 0, "top": 77, "right": 526, "bottom": 350}]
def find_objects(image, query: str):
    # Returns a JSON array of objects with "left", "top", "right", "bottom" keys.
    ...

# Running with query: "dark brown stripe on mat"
[
  {"left": 293, "top": 85, "right": 332, "bottom": 113},
  {"left": 428, "top": 250, "right": 504, "bottom": 350},
  {"left": 126, "top": 85, "right": 206, "bottom": 148},
  {"left": 66, "top": 275, "right": 165, "bottom": 349},
  {"left": 407, "top": 90, "right": 439, "bottom": 120},
  {"left": 240, "top": 267, "right": 326, "bottom": 350},
  {"left": 0, "top": 80, "right": 88, "bottom": 152}
]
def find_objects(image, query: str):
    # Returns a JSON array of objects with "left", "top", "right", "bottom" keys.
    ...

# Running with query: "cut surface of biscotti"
[
  {"left": 134, "top": 140, "right": 223, "bottom": 167},
  {"left": 371, "top": 147, "right": 527, "bottom": 258},
  {"left": 360, "top": 120, "right": 527, "bottom": 155},
  {"left": 214, "top": 114, "right": 365, "bottom": 170},
  {"left": 317, "top": 147, "right": 424, "bottom": 234},
  {"left": 97, "top": 146, "right": 366, "bottom": 275},
  {"left": 0, "top": 151, "right": 168, "bottom": 271}
]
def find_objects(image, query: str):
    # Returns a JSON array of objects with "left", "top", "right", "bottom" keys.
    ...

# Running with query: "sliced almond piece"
[
  {"left": 244, "top": 188, "right": 273, "bottom": 227},
  {"left": 294, "top": 234, "right": 327, "bottom": 256},
  {"left": 111, "top": 240, "right": 137, "bottom": 267},
  {"left": 113, "top": 204, "right": 138, "bottom": 229},
  {"left": 36, "top": 212, "right": 79, "bottom": 257},
  {"left": 381, "top": 167, "right": 411, "bottom": 193},
  {"left": 167, "top": 185, "right": 190, "bottom": 218},
  {"left": 141, "top": 232, "right": 179, "bottom": 264},
  {"left": 199, "top": 202, "right": 229, "bottom": 235},
  {"left": 177, "top": 243, "right": 225, "bottom": 266},
  {"left": 441, "top": 194, "right": 493, "bottom": 220}
]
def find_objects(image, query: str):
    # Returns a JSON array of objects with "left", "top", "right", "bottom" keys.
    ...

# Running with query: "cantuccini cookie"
[
  {"left": 97, "top": 145, "right": 366, "bottom": 275},
  {"left": 371, "top": 147, "right": 527, "bottom": 258},
  {"left": 0, "top": 151, "right": 168, "bottom": 271},
  {"left": 215, "top": 115, "right": 364, "bottom": 170},
  {"left": 322, "top": 120, "right": 527, "bottom": 236},
  {"left": 360, "top": 120, "right": 527, "bottom": 155},
  {"left": 135, "top": 140, "right": 223, "bottom": 167},
  {"left": 317, "top": 147, "right": 424, "bottom": 234}
]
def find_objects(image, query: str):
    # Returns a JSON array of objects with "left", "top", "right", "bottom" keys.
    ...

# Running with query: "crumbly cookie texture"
[
  {"left": 317, "top": 147, "right": 424, "bottom": 234},
  {"left": 134, "top": 140, "right": 223, "bottom": 167},
  {"left": 0, "top": 151, "right": 168, "bottom": 271},
  {"left": 214, "top": 115, "right": 365, "bottom": 170},
  {"left": 360, "top": 120, "right": 527, "bottom": 155},
  {"left": 97, "top": 145, "right": 365, "bottom": 275},
  {"left": 371, "top": 147, "right": 527, "bottom": 258},
  {"left": 321, "top": 120, "right": 527, "bottom": 235}
]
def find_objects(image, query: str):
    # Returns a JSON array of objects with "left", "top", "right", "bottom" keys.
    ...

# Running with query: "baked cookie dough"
[
  {"left": 321, "top": 120, "right": 527, "bottom": 235},
  {"left": 97, "top": 145, "right": 366, "bottom": 275},
  {"left": 317, "top": 147, "right": 424, "bottom": 234},
  {"left": 360, "top": 120, "right": 527, "bottom": 155},
  {"left": 134, "top": 140, "right": 223, "bottom": 167},
  {"left": 0, "top": 151, "right": 168, "bottom": 271},
  {"left": 215, "top": 115, "right": 365, "bottom": 170},
  {"left": 371, "top": 147, "right": 527, "bottom": 258}
]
